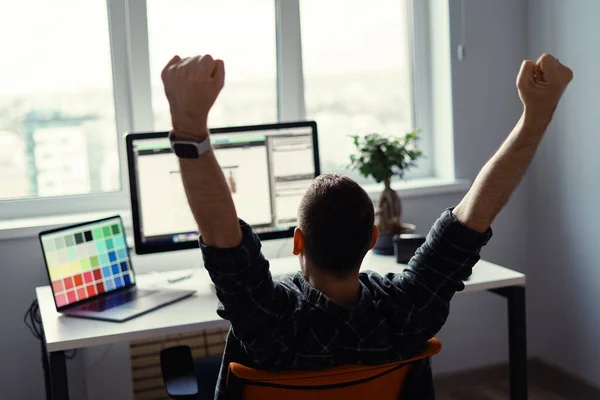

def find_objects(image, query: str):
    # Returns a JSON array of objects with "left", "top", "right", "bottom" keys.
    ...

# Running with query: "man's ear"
[
  {"left": 293, "top": 228, "right": 304, "bottom": 255},
  {"left": 369, "top": 225, "right": 379, "bottom": 250}
]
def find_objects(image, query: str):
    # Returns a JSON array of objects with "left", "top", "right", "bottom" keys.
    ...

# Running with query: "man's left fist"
[
  {"left": 161, "top": 54, "right": 225, "bottom": 140},
  {"left": 516, "top": 53, "right": 573, "bottom": 120}
]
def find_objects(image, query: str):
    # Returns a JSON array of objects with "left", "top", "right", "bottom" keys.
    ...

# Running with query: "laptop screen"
[{"left": 40, "top": 216, "right": 135, "bottom": 310}]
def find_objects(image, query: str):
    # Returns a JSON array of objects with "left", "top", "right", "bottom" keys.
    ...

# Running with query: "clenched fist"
[
  {"left": 161, "top": 54, "right": 225, "bottom": 140},
  {"left": 517, "top": 53, "right": 573, "bottom": 120}
]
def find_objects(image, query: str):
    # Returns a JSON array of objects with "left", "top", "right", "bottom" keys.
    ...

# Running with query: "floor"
[
  {"left": 435, "top": 359, "right": 600, "bottom": 400},
  {"left": 437, "top": 380, "right": 580, "bottom": 400}
]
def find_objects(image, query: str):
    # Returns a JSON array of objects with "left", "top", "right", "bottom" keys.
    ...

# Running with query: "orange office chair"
[
  {"left": 161, "top": 338, "right": 441, "bottom": 399},
  {"left": 225, "top": 338, "right": 442, "bottom": 400}
]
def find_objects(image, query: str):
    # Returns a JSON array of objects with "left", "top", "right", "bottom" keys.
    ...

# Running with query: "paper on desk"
[{"left": 136, "top": 269, "right": 213, "bottom": 294}]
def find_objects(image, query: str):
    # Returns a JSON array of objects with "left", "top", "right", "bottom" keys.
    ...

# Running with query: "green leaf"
[{"left": 348, "top": 129, "right": 424, "bottom": 181}]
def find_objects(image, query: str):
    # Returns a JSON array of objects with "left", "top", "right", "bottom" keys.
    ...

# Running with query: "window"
[
  {"left": 0, "top": 0, "right": 120, "bottom": 201},
  {"left": 300, "top": 0, "right": 415, "bottom": 184},
  {"left": 146, "top": 0, "right": 278, "bottom": 130},
  {"left": 1, "top": 0, "right": 431, "bottom": 218}
]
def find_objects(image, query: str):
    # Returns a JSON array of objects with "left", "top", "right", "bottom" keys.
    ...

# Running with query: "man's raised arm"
[
  {"left": 161, "top": 55, "right": 241, "bottom": 248},
  {"left": 161, "top": 55, "right": 294, "bottom": 356},
  {"left": 453, "top": 54, "right": 573, "bottom": 232},
  {"left": 377, "top": 54, "right": 573, "bottom": 343}
]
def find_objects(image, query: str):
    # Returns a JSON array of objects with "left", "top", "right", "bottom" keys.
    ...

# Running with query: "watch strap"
[{"left": 169, "top": 130, "right": 212, "bottom": 158}]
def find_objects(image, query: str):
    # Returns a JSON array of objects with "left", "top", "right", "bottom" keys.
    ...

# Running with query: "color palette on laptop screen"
[{"left": 41, "top": 218, "right": 135, "bottom": 308}]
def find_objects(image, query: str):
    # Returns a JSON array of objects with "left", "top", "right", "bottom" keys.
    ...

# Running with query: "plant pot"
[
  {"left": 393, "top": 233, "right": 426, "bottom": 264},
  {"left": 372, "top": 223, "right": 416, "bottom": 255}
]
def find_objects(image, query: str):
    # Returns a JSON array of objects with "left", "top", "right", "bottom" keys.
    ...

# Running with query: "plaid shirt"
[{"left": 200, "top": 208, "right": 492, "bottom": 399}]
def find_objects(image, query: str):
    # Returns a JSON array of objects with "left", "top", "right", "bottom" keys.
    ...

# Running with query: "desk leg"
[
  {"left": 48, "top": 351, "right": 69, "bottom": 400},
  {"left": 490, "top": 286, "right": 527, "bottom": 400}
]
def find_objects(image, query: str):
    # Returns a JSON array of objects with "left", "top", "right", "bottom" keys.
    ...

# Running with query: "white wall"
[
  {"left": 0, "top": 0, "right": 535, "bottom": 398},
  {"left": 436, "top": 0, "right": 531, "bottom": 373},
  {"left": 528, "top": 0, "right": 600, "bottom": 388}
]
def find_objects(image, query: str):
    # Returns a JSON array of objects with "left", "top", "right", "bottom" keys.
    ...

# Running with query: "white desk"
[{"left": 37, "top": 253, "right": 527, "bottom": 400}]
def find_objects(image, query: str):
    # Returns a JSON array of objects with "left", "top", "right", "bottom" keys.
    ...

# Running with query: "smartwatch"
[{"left": 168, "top": 130, "right": 212, "bottom": 159}]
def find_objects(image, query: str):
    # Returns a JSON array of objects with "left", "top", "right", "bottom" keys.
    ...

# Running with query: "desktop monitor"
[{"left": 125, "top": 121, "right": 320, "bottom": 254}]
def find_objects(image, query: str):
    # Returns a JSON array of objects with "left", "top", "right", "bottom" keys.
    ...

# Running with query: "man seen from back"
[{"left": 161, "top": 53, "right": 573, "bottom": 399}]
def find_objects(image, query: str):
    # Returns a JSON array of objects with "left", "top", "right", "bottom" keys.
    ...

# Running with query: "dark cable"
[
  {"left": 24, "top": 299, "right": 43, "bottom": 340},
  {"left": 25, "top": 299, "right": 78, "bottom": 360},
  {"left": 66, "top": 349, "right": 77, "bottom": 359},
  {"left": 24, "top": 299, "right": 78, "bottom": 400}
]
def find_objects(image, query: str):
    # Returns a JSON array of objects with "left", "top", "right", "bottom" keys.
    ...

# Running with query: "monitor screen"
[
  {"left": 126, "top": 121, "right": 320, "bottom": 254},
  {"left": 39, "top": 216, "right": 135, "bottom": 310}
]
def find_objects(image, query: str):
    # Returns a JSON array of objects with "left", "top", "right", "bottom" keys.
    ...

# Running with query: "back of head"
[{"left": 298, "top": 174, "right": 374, "bottom": 277}]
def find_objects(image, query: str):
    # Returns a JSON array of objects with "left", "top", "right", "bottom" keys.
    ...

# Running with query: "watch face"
[{"left": 173, "top": 143, "right": 199, "bottom": 159}]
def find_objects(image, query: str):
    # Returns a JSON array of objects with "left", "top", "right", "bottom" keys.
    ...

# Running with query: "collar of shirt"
[{"left": 292, "top": 272, "right": 373, "bottom": 321}]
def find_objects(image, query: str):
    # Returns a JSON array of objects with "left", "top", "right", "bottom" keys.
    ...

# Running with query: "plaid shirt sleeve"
[
  {"left": 367, "top": 208, "right": 492, "bottom": 346},
  {"left": 200, "top": 220, "right": 297, "bottom": 359}
]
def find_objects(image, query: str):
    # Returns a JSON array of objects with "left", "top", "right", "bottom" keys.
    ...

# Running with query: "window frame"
[
  {"left": 0, "top": 0, "right": 434, "bottom": 220},
  {"left": 293, "top": 0, "right": 434, "bottom": 182},
  {"left": 408, "top": 0, "right": 435, "bottom": 179},
  {"left": 275, "top": 0, "right": 306, "bottom": 122}
]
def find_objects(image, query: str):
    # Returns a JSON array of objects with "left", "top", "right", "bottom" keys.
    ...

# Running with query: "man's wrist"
[
  {"left": 172, "top": 129, "right": 209, "bottom": 141},
  {"left": 522, "top": 107, "right": 553, "bottom": 130},
  {"left": 172, "top": 120, "right": 209, "bottom": 141}
]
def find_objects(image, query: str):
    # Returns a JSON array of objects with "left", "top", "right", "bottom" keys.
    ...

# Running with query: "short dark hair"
[{"left": 298, "top": 174, "right": 374, "bottom": 277}]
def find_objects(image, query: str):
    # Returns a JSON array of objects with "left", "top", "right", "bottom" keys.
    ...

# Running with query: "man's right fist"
[
  {"left": 516, "top": 53, "right": 573, "bottom": 120},
  {"left": 161, "top": 54, "right": 225, "bottom": 140}
]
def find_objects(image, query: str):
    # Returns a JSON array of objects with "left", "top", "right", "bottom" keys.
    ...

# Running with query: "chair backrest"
[
  {"left": 226, "top": 337, "right": 441, "bottom": 400},
  {"left": 160, "top": 345, "right": 198, "bottom": 400}
]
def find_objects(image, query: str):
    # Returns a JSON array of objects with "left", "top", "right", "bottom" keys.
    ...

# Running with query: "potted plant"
[{"left": 349, "top": 131, "right": 423, "bottom": 255}]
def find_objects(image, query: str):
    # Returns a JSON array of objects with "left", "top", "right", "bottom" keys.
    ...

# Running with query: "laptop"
[{"left": 39, "top": 215, "right": 195, "bottom": 322}]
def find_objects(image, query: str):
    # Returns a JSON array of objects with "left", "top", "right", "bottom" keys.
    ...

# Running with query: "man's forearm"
[
  {"left": 179, "top": 151, "right": 242, "bottom": 248},
  {"left": 453, "top": 111, "right": 550, "bottom": 232},
  {"left": 160, "top": 55, "right": 240, "bottom": 247}
]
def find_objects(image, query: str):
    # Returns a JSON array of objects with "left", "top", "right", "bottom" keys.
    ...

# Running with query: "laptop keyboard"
[{"left": 76, "top": 289, "right": 156, "bottom": 312}]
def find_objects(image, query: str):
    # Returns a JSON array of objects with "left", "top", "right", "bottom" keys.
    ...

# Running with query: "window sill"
[
  {"left": 0, "top": 178, "right": 470, "bottom": 241},
  {"left": 0, "top": 210, "right": 132, "bottom": 242},
  {"left": 363, "top": 177, "right": 471, "bottom": 199}
]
